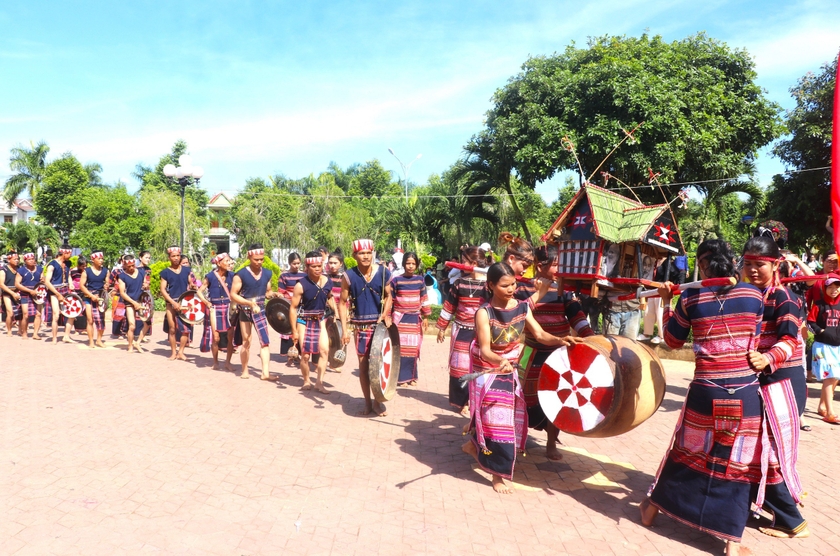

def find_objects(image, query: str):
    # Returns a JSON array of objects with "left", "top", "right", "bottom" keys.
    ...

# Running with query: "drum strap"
[{"left": 216, "top": 271, "right": 232, "bottom": 300}]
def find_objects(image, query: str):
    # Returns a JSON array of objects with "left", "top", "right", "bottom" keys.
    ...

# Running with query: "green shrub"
[
  {"left": 344, "top": 257, "right": 358, "bottom": 269},
  {"left": 428, "top": 304, "right": 442, "bottom": 323},
  {"left": 148, "top": 261, "right": 170, "bottom": 298},
  {"left": 420, "top": 254, "right": 437, "bottom": 272}
]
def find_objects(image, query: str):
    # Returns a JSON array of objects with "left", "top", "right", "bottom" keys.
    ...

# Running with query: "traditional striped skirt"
[
  {"left": 468, "top": 343, "right": 527, "bottom": 480},
  {"left": 44, "top": 286, "right": 69, "bottom": 325},
  {"left": 2, "top": 295, "right": 22, "bottom": 321},
  {"left": 301, "top": 315, "right": 324, "bottom": 355},
  {"left": 200, "top": 300, "right": 232, "bottom": 353},
  {"left": 448, "top": 324, "right": 475, "bottom": 409},
  {"left": 518, "top": 344, "right": 553, "bottom": 430},
  {"left": 84, "top": 298, "right": 106, "bottom": 332},
  {"left": 395, "top": 312, "right": 422, "bottom": 384},
  {"left": 649, "top": 376, "right": 764, "bottom": 543},
  {"left": 353, "top": 322, "right": 376, "bottom": 357},
  {"left": 19, "top": 293, "right": 39, "bottom": 320},
  {"left": 238, "top": 304, "right": 270, "bottom": 348}
]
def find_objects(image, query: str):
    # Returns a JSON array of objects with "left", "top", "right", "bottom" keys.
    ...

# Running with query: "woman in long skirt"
[
  {"left": 641, "top": 239, "right": 765, "bottom": 556},
  {"left": 390, "top": 252, "right": 430, "bottom": 386},
  {"left": 461, "top": 263, "right": 577, "bottom": 494},
  {"left": 741, "top": 236, "right": 809, "bottom": 539},
  {"left": 436, "top": 245, "right": 490, "bottom": 415},
  {"left": 520, "top": 244, "right": 594, "bottom": 460},
  {"left": 279, "top": 252, "right": 304, "bottom": 364}
]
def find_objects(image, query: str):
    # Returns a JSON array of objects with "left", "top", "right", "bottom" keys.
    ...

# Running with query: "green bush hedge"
[{"left": 234, "top": 258, "right": 282, "bottom": 289}]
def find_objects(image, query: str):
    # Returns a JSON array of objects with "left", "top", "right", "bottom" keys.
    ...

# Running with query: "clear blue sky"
[{"left": 1, "top": 1, "right": 838, "bottom": 202}]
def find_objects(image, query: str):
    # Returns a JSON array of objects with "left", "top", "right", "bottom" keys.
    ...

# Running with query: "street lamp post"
[
  {"left": 387, "top": 148, "right": 422, "bottom": 200},
  {"left": 163, "top": 155, "right": 204, "bottom": 252}
]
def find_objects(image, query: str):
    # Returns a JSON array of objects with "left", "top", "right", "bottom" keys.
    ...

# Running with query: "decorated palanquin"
[{"left": 541, "top": 183, "right": 684, "bottom": 298}]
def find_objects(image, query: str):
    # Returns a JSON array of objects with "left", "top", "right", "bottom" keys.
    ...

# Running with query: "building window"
[
  {"left": 3, "top": 215, "right": 12, "bottom": 223},
  {"left": 211, "top": 219, "right": 220, "bottom": 228}
]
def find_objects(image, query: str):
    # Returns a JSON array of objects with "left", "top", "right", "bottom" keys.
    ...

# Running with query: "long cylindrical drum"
[{"left": 537, "top": 335, "right": 666, "bottom": 438}]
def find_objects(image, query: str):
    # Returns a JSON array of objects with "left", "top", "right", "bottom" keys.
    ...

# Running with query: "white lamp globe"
[
  {"left": 180, "top": 165, "right": 193, "bottom": 177},
  {"left": 163, "top": 164, "right": 176, "bottom": 177},
  {"left": 192, "top": 166, "right": 204, "bottom": 179},
  {"left": 175, "top": 167, "right": 186, "bottom": 179},
  {"left": 178, "top": 155, "right": 192, "bottom": 167}
]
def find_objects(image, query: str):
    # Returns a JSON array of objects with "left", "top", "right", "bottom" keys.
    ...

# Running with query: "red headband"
[
  {"left": 248, "top": 248, "right": 264, "bottom": 257},
  {"left": 59, "top": 248, "right": 72, "bottom": 255},
  {"left": 743, "top": 254, "right": 782, "bottom": 263},
  {"left": 213, "top": 252, "right": 228, "bottom": 264},
  {"left": 352, "top": 239, "right": 374, "bottom": 253},
  {"left": 90, "top": 252, "right": 103, "bottom": 260},
  {"left": 305, "top": 257, "right": 322, "bottom": 265},
  {"left": 23, "top": 253, "right": 35, "bottom": 260},
  {"left": 167, "top": 247, "right": 181, "bottom": 255}
]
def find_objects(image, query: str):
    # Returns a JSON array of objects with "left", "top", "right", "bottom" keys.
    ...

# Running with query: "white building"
[
  {"left": 206, "top": 193, "right": 239, "bottom": 258},
  {"left": 0, "top": 199, "right": 35, "bottom": 226}
]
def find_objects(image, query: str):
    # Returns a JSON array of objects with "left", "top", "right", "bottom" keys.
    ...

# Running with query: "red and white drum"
[
  {"left": 538, "top": 335, "right": 666, "bottom": 438},
  {"left": 138, "top": 292, "right": 153, "bottom": 321},
  {"left": 33, "top": 284, "right": 48, "bottom": 305},
  {"left": 177, "top": 291, "right": 205, "bottom": 325},
  {"left": 368, "top": 322, "right": 401, "bottom": 403},
  {"left": 59, "top": 293, "right": 85, "bottom": 319}
]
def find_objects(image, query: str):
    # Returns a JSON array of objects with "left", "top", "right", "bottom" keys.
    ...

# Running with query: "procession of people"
[{"left": 1, "top": 224, "right": 831, "bottom": 555}]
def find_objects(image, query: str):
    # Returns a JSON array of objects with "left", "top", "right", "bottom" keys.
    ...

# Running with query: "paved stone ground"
[{"left": 1, "top": 320, "right": 839, "bottom": 555}]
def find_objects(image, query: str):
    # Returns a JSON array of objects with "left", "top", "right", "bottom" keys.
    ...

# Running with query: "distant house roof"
[
  {"left": 208, "top": 192, "right": 234, "bottom": 208},
  {"left": 14, "top": 199, "right": 34, "bottom": 211}
]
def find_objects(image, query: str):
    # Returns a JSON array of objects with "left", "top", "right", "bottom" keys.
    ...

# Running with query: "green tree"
[
  {"left": 766, "top": 56, "right": 837, "bottom": 250},
  {"left": 0, "top": 221, "right": 60, "bottom": 253},
  {"left": 3, "top": 140, "right": 50, "bottom": 206},
  {"left": 139, "top": 188, "right": 207, "bottom": 259},
  {"left": 71, "top": 183, "right": 151, "bottom": 261},
  {"left": 132, "top": 140, "right": 209, "bottom": 214},
  {"left": 471, "top": 33, "right": 783, "bottom": 208},
  {"left": 35, "top": 153, "right": 90, "bottom": 239},
  {"left": 84, "top": 162, "right": 105, "bottom": 188}
]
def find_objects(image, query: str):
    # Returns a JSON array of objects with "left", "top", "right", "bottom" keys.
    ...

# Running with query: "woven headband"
[
  {"left": 248, "top": 248, "right": 264, "bottom": 256},
  {"left": 167, "top": 246, "right": 181, "bottom": 255},
  {"left": 23, "top": 253, "right": 35, "bottom": 260},
  {"left": 90, "top": 252, "right": 103, "bottom": 260},
  {"left": 59, "top": 248, "right": 72, "bottom": 255},
  {"left": 352, "top": 239, "right": 374, "bottom": 253},
  {"left": 123, "top": 256, "right": 136, "bottom": 263},
  {"left": 213, "top": 252, "right": 228, "bottom": 264},
  {"left": 743, "top": 254, "right": 782, "bottom": 263},
  {"left": 305, "top": 257, "right": 323, "bottom": 265}
]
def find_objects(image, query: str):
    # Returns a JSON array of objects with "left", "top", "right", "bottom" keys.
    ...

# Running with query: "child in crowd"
[{"left": 808, "top": 272, "right": 840, "bottom": 424}]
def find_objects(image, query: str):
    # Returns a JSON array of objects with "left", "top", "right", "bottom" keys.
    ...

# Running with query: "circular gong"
[
  {"left": 59, "top": 293, "right": 85, "bottom": 319},
  {"left": 265, "top": 297, "right": 292, "bottom": 335},
  {"left": 327, "top": 317, "right": 346, "bottom": 368},
  {"left": 33, "top": 284, "right": 47, "bottom": 305},
  {"left": 138, "top": 292, "right": 153, "bottom": 321},
  {"left": 368, "top": 322, "right": 401, "bottom": 403},
  {"left": 177, "top": 291, "right": 205, "bottom": 325}
]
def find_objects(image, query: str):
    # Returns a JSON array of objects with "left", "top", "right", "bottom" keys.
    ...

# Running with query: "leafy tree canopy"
[
  {"left": 478, "top": 33, "right": 783, "bottom": 203},
  {"left": 0, "top": 221, "right": 59, "bottom": 254},
  {"left": 766, "top": 56, "right": 837, "bottom": 250},
  {"left": 132, "top": 140, "right": 209, "bottom": 213},
  {"left": 71, "top": 184, "right": 151, "bottom": 261},
  {"left": 35, "top": 153, "right": 90, "bottom": 239},
  {"left": 3, "top": 140, "right": 50, "bottom": 207}
]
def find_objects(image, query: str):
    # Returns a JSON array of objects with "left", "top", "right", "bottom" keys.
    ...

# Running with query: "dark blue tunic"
[
  {"left": 47, "top": 260, "right": 68, "bottom": 286},
  {"left": 17, "top": 265, "right": 43, "bottom": 290},
  {"left": 160, "top": 266, "right": 192, "bottom": 299},
  {"left": 205, "top": 271, "right": 233, "bottom": 301},
  {"left": 345, "top": 265, "right": 390, "bottom": 324},
  {"left": 120, "top": 269, "right": 146, "bottom": 302},
  {"left": 299, "top": 276, "right": 329, "bottom": 317},
  {"left": 237, "top": 267, "right": 273, "bottom": 300},
  {"left": 84, "top": 267, "right": 108, "bottom": 293}
]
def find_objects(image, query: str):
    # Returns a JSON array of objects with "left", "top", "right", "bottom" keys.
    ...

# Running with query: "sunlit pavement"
[{"left": 1, "top": 324, "right": 838, "bottom": 555}]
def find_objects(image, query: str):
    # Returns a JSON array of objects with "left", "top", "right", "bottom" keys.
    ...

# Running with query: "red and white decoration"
[
  {"left": 352, "top": 239, "right": 374, "bottom": 253},
  {"left": 33, "top": 284, "right": 48, "bottom": 304},
  {"left": 379, "top": 336, "right": 392, "bottom": 391},
  {"left": 538, "top": 344, "right": 615, "bottom": 434},
  {"left": 305, "top": 257, "right": 322, "bottom": 265},
  {"left": 179, "top": 292, "right": 206, "bottom": 324},
  {"left": 167, "top": 246, "right": 181, "bottom": 255},
  {"left": 247, "top": 248, "right": 264, "bottom": 257},
  {"left": 59, "top": 294, "right": 85, "bottom": 319}
]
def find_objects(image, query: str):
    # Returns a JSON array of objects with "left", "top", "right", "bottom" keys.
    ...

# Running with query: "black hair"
[
  {"left": 779, "top": 261, "right": 791, "bottom": 278},
  {"left": 827, "top": 250, "right": 837, "bottom": 257},
  {"left": 328, "top": 251, "right": 343, "bottom": 261},
  {"left": 139, "top": 250, "right": 151, "bottom": 258},
  {"left": 180, "top": 255, "right": 189, "bottom": 264},
  {"left": 249, "top": 243, "right": 263, "bottom": 251},
  {"left": 403, "top": 251, "right": 420, "bottom": 269},
  {"left": 486, "top": 262, "right": 516, "bottom": 285},
  {"left": 287, "top": 252, "right": 300, "bottom": 264},
  {"left": 332, "top": 247, "right": 344, "bottom": 257},
  {"left": 460, "top": 245, "right": 488, "bottom": 268},
  {"left": 696, "top": 240, "right": 736, "bottom": 294},
  {"left": 61, "top": 244, "right": 72, "bottom": 251},
  {"left": 499, "top": 232, "right": 534, "bottom": 262},
  {"left": 305, "top": 250, "right": 322, "bottom": 261},
  {"left": 743, "top": 236, "right": 781, "bottom": 259},
  {"left": 318, "top": 246, "right": 329, "bottom": 255},
  {"left": 76, "top": 255, "right": 87, "bottom": 265},
  {"left": 7, "top": 250, "right": 18, "bottom": 256},
  {"left": 535, "top": 244, "right": 558, "bottom": 266}
]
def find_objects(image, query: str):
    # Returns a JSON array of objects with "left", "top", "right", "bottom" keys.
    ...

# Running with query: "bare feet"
[
  {"left": 240, "top": 372, "right": 250, "bottom": 379},
  {"left": 373, "top": 401, "right": 387, "bottom": 416},
  {"left": 315, "top": 383, "right": 330, "bottom": 394},
  {"left": 357, "top": 404, "right": 375, "bottom": 416},
  {"left": 639, "top": 498, "right": 659, "bottom": 527},
  {"left": 491, "top": 475, "right": 514, "bottom": 494},
  {"left": 546, "top": 446, "right": 563, "bottom": 461},
  {"left": 461, "top": 439, "right": 478, "bottom": 460},
  {"left": 168, "top": 353, "right": 177, "bottom": 361},
  {"left": 225, "top": 362, "right": 235, "bottom": 372},
  {"left": 726, "top": 541, "right": 752, "bottom": 556},
  {"left": 459, "top": 405, "right": 470, "bottom": 418},
  {"left": 301, "top": 382, "right": 313, "bottom": 391},
  {"left": 63, "top": 337, "right": 75, "bottom": 344},
  {"left": 462, "top": 423, "right": 471, "bottom": 435},
  {"left": 409, "top": 380, "right": 417, "bottom": 386},
  {"left": 96, "top": 340, "right": 105, "bottom": 348},
  {"left": 261, "top": 374, "right": 277, "bottom": 381},
  {"left": 758, "top": 526, "right": 810, "bottom": 539},
  {"left": 176, "top": 353, "right": 190, "bottom": 361},
  {"left": 135, "top": 345, "right": 145, "bottom": 353}
]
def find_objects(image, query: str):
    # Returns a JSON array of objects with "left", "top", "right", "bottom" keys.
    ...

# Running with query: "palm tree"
[
  {"left": 84, "top": 162, "right": 105, "bottom": 188},
  {"left": 3, "top": 140, "right": 50, "bottom": 207},
  {"left": 0, "top": 221, "right": 59, "bottom": 253}
]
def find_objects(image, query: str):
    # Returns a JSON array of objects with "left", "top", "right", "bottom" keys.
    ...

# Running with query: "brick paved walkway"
[{"left": 1, "top": 324, "right": 838, "bottom": 555}]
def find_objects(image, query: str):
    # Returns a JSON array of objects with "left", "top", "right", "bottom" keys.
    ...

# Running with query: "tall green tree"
[
  {"left": 132, "top": 140, "right": 209, "bottom": 214},
  {"left": 469, "top": 33, "right": 783, "bottom": 209},
  {"left": 3, "top": 140, "right": 50, "bottom": 206},
  {"left": 766, "top": 56, "right": 837, "bottom": 250},
  {"left": 71, "top": 184, "right": 151, "bottom": 261},
  {"left": 35, "top": 153, "right": 90, "bottom": 239},
  {"left": 0, "top": 221, "right": 60, "bottom": 253},
  {"left": 139, "top": 188, "right": 207, "bottom": 258}
]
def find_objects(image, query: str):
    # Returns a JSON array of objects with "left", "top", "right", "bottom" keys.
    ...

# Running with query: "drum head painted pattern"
[
  {"left": 34, "top": 284, "right": 47, "bottom": 305},
  {"left": 59, "top": 293, "right": 85, "bottom": 318},
  {"left": 368, "top": 322, "right": 401, "bottom": 403},
  {"left": 537, "top": 344, "right": 615, "bottom": 434},
  {"left": 178, "top": 291, "right": 205, "bottom": 325}
]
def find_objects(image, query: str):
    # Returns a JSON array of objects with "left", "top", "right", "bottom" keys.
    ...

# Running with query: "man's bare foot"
[
  {"left": 462, "top": 423, "right": 471, "bottom": 435},
  {"left": 373, "top": 401, "right": 387, "bottom": 416},
  {"left": 176, "top": 353, "right": 189, "bottom": 361},
  {"left": 301, "top": 382, "right": 313, "bottom": 391},
  {"left": 459, "top": 405, "right": 470, "bottom": 418},
  {"left": 639, "top": 498, "right": 658, "bottom": 527},
  {"left": 409, "top": 380, "right": 417, "bottom": 386},
  {"left": 546, "top": 446, "right": 563, "bottom": 461},
  {"left": 726, "top": 541, "right": 752, "bottom": 556},
  {"left": 168, "top": 353, "right": 177, "bottom": 361},
  {"left": 63, "top": 337, "right": 75, "bottom": 344},
  {"left": 357, "top": 404, "right": 375, "bottom": 416},
  {"left": 96, "top": 341, "right": 105, "bottom": 348},
  {"left": 88, "top": 343, "right": 95, "bottom": 349},
  {"left": 315, "top": 383, "right": 330, "bottom": 394},
  {"left": 240, "top": 372, "right": 250, "bottom": 379},
  {"left": 261, "top": 374, "right": 277, "bottom": 381},
  {"left": 491, "top": 475, "right": 514, "bottom": 494},
  {"left": 135, "top": 345, "right": 145, "bottom": 354},
  {"left": 212, "top": 362, "right": 220, "bottom": 370},
  {"left": 51, "top": 338, "right": 59, "bottom": 344},
  {"left": 225, "top": 362, "right": 235, "bottom": 372},
  {"left": 758, "top": 526, "right": 810, "bottom": 539}
]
